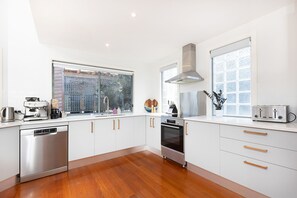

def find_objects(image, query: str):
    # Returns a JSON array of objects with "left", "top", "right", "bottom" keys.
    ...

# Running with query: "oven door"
[{"left": 161, "top": 123, "right": 184, "bottom": 153}]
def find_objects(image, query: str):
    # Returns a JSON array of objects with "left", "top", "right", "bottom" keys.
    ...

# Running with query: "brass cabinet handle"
[
  {"left": 244, "top": 145, "right": 268, "bottom": 153},
  {"left": 185, "top": 122, "right": 188, "bottom": 135},
  {"left": 244, "top": 161, "right": 268, "bottom": 170},
  {"left": 149, "top": 118, "right": 152, "bottom": 128},
  {"left": 91, "top": 121, "right": 94, "bottom": 133},
  {"left": 113, "top": 120, "right": 115, "bottom": 130},
  {"left": 152, "top": 118, "right": 155, "bottom": 128},
  {"left": 118, "top": 119, "right": 120, "bottom": 130},
  {"left": 243, "top": 130, "right": 268, "bottom": 136}
]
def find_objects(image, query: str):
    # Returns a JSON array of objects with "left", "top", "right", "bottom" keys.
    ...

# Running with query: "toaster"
[{"left": 252, "top": 105, "right": 289, "bottom": 123}]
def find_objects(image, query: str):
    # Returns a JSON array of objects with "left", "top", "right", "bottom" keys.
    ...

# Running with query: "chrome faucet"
[{"left": 103, "top": 96, "right": 109, "bottom": 113}]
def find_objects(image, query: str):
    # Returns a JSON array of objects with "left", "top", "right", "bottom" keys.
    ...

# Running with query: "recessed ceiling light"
[
  {"left": 131, "top": 12, "right": 136, "bottom": 18},
  {"left": 105, "top": 43, "right": 110, "bottom": 47}
]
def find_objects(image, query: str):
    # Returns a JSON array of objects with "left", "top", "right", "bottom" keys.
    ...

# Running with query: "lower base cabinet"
[
  {"left": 70, "top": 116, "right": 146, "bottom": 161},
  {"left": 0, "top": 127, "right": 19, "bottom": 182},
  {"left": 185, "top": 121, "right": 220, "bottom": 175},
  {"left": 221, "top": 151, "right": 297, "bottom": 198},
  {"left": 146, "top": 116, "right": 161, "bottom": 151},
  {"left": 69, "top": 120, "right": 94, "bottom": 161}
]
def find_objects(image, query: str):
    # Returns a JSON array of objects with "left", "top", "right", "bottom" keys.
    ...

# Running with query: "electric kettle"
[{"left": 1, "top": 107, "right": 15, "bottom": 123}]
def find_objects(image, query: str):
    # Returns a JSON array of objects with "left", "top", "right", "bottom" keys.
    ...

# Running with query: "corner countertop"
[
  {"left": 0, "top": 113, "right": 164, "bottom": 130},
  {"left": 184, "top": 116, "right": 297, "bottom": 133}
]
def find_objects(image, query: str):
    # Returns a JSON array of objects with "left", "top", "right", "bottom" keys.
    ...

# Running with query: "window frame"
[
  {"left": 211, "top": 38, "right": 252, "bottom": 118},
  {"left": 160, "top": 63, "right": 178, "bottom": 113},
  {"left": 52, "top": 60, "right": 134, "bottom": 115}
]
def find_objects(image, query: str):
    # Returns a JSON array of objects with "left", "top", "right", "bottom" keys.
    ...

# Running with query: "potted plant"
[{"left": 203, "top": 90, "right": 227, "bottom": 117}]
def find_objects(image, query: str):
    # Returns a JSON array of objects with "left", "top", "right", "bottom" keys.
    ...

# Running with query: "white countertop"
[
  {"left": 0, "top": 112, "right": 165, "bottom": 130},
  {"left": 184, "top": 116, "right": 297, "bottom": 133}
]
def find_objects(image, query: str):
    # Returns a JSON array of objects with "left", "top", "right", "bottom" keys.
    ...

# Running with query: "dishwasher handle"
[
  {"left": 21, "top": 126, "right": 68, "bottom": 136},
  {"left": 34, "top": 128, "right": 58, "bottom": 136}
]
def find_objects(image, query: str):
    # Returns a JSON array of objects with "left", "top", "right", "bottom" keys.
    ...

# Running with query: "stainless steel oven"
[{"left": 161, "top": 116, "right": 186, "bottom": 167}]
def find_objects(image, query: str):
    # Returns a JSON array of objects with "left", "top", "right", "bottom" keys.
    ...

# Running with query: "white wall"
[
  {"left": 0, "top": 0, "right": 8, "bottom": 108},
  {"left": 6, "top": 0, "right": 154, "bottom": 113},
  {"left": 151, "top": 2, "right": 297, "bottom": 118}
]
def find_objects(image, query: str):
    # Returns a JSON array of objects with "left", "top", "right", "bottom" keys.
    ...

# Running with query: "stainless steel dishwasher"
[{"left": 20, "top": 125, "right": 68, "bottom": 182}]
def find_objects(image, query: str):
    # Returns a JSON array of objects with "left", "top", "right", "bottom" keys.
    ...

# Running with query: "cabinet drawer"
[
  {"left": 221, "top": 151, "right": 297, "bottom": 198},
  {"left": 221, "top": 137, "right": 297, "bottom": 170},
  {"left": 220, "top": 125, "right": 297, "bottom": 151}
]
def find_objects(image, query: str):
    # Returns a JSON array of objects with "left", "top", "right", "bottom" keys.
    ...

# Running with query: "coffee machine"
[{"left": 23, "top": 97, "right": 49, "bottom": 122}]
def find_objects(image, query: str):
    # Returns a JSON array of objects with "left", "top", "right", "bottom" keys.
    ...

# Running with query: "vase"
[{"left": 215, "top": 109, "right": 223, "bottom": 117}]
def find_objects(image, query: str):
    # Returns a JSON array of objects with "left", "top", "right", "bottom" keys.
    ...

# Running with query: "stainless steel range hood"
[{"left": 165, "top": 43, "right": 204, "bottom": 84}]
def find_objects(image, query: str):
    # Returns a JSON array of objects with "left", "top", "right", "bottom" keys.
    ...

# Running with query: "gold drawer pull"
[
  {"left": 118, "top": 119, "right": 120, "bottom": 130},
  {"left": 244, "top": 130, "right": 268, "bottom": 136},
  {"left": 185, "top": 122, "right": 188, "bottom": 135},
  {"left": 244, "top": 145, "right": 268, "bottom": 153},
  {"left": 244, "top": 161, "right": 268, "bottom": 170},
  {"left": 113, "top": 120, "right": 115, "bottom": 130},
  {"left": 150, "top": 118, "right": 152, "bottom": 128},
  {"left": 152, "top": 118, "right": 155, "bottom": 128},
  {"left": 91, "top": 121, "right": 94, "bottom": 133}
]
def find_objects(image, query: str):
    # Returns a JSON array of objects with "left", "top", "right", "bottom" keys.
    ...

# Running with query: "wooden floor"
[{"left": 0, "top": 151, "right": 242, "bottom": 198}]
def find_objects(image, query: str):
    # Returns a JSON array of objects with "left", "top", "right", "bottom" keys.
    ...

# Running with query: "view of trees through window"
[{"left": 53, "top": 62, "right": 133, "bottom": 114}]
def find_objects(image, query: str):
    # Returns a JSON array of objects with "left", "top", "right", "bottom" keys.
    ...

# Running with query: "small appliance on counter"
[
  {"left": 166, "top": 101, "right": 178, "bottom": 117},
  {"left": 50, "top": 99, "right": 61, "bottom": 119},
  {"left": 14, "top": 110, "right": 24, "bottom": 120},
  {"left": 252, "top": 105, "right": 296, "bottom": 123},
  {"left": 1, "top": 107, "right": 15, "bottom": 123},
  {"left": 23, "top": 97, "right": 49, "bottom": 122}
]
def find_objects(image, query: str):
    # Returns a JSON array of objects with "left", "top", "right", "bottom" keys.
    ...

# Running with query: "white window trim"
[
  {"left": 210, "top": 35, "right": 257, "bottom": 117},
  {"left": 160, "top": 63, "right": 179, "bottom": 113}
]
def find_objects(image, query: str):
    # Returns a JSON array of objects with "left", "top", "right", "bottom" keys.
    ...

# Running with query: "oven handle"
[{"left": 161, "top": 123, "right": 181, "bottom": 129}]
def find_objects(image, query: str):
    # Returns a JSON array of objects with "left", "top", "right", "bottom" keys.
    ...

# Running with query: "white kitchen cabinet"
[
  {"left": 219, "top": 124, "right": 297, "bottom": 197},
  {"left": 69, "top": 120, "right": 94, "bottom": 161},
  {"left": 94, "top": 118, "right": 116, "bottom": 155},
  {"left": 115, "top": 117, "right": 134, "bottom": 150},
  {"left": 95, "top": 117, "right": 137, "bottom": 155},
  {"left": 133, "top": 116, "right": 146, "bottom": 147},
  {"left": 146, "top": 116, "right": 161, "bottom": 150},
  {"left": 221, "top": 151, "right": 297, "bottom": 198},
  {"left": 69, "top": 116, "right": 145, "bottom": 161},
  {"left": 0, "top": 127, "right": 19, "bottom": 182},
  {"left": 184, "top": 121, "right": 220, "bottom": 175}
]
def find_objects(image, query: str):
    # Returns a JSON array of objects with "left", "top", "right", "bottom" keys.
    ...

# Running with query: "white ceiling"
[{"left": 30, "top": 0, "right": 292, "bottom": 66}]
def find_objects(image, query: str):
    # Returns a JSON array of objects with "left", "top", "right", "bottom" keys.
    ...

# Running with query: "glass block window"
[
  {"left": 211, "top": 38, "right": 251, "bottom": 117},
  {"left": 53, "top": 61, "right": 133, "bottom": 114},
  {"left": 161, "top": 64, "right": 178, "bottom": 113}
]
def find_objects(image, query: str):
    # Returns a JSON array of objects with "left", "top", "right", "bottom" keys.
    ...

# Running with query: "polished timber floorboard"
[{"left": 0, "top": 151, "right": 242, "bottom": 198}]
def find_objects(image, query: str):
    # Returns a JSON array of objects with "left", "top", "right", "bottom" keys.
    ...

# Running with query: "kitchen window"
[
  {"left": 161, "top": 64, "right": 178, "bottom": 113},
  {"left": 52, "top": 61, "right": 133, "bottom": 114},
  {"left": 211, "top": 38, "right": 251, "bottom": 117}
]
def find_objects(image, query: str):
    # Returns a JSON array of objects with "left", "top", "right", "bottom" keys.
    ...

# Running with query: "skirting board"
[
  {"left": 187, "top": 163, "right": 268, "bottom": 198},
  {"left": 145, "top": 146, "right": 162, "bottom": 157},
  {"left": 69, "top": 146, "right": 146, "bottom": 169},
  {"left": 0, "top": 176, "right": 18, "bottom": 192}
]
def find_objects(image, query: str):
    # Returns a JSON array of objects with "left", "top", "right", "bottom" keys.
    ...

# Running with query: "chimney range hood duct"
[{"left": 165, "top": 43, "right": 204, "bottom": 84}]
